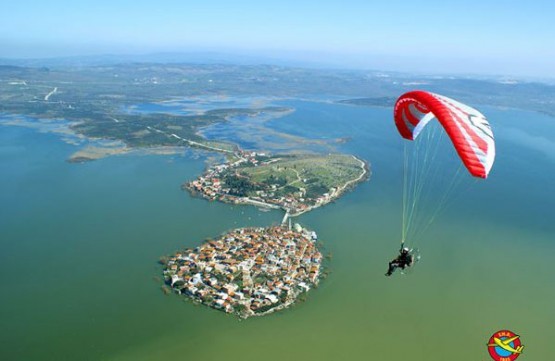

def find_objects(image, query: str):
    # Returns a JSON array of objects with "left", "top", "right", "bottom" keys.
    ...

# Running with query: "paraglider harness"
[{"left": 385, "top": 243, "right": 414, "bottom": 276}]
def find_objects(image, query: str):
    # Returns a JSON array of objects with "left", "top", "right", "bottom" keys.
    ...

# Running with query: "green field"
[{"left": 233, "top": 154, "right": 366, "bottom": 200}]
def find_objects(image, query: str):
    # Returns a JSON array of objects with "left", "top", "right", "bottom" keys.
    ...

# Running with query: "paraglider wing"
[{"left": 394, "top": 90, "right": 495, "bottom": 178}]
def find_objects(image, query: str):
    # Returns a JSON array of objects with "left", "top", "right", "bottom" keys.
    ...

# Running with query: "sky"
[{"left": 1, "top": 0, "right": 554, "bottom": 77}]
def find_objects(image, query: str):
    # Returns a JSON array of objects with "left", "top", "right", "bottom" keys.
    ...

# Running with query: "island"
[
  {"left": 162, "top": 225, "right": 323, "bottom": 318},
  {"left": 184, "top": 150, "right": 369, "bottom": 217}
]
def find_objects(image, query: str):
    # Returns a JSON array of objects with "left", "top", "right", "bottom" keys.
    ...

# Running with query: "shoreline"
[{"left": 288, "top": 156, "right": 370, "bottom": 217}]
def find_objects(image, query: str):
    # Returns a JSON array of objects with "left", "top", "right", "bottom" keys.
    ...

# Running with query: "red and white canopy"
[{"left": 394, "top": 90, "right": 495, "bottom": 178}]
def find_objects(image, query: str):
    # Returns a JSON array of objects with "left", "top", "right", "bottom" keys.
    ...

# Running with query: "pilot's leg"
[{"left": 386, "top": 262, "right": 395, "bottom": 276}]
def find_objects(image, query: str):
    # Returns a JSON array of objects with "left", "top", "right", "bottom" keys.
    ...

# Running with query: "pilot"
[{"left": 385, "top": 245, "right": 413, "bottom": 276}]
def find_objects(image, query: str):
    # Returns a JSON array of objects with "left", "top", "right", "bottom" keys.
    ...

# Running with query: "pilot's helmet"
[{"left": 402, "top": 247, "right": 409, "bottom": 253}]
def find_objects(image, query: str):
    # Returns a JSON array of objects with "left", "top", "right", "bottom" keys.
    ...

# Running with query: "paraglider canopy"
[
  {"left": 394, "top": 90, "right": 495, "bottom": 178},
  {"left": 391, "top": 90, "right": 496, "bottom": 256}
]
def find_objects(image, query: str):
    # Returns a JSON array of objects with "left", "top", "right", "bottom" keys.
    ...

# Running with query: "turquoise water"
[{"left": 1, "top": 101, "right": 554, "bottom": 360}]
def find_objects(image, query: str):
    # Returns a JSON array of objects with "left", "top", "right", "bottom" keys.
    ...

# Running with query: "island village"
[{"left": 163, "top": 224, "right": 323, "bottom": 318}]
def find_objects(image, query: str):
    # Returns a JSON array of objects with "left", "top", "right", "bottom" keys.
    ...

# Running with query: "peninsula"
[
  {"left": 184, "top": 150, "right": 369, "bottom": 217},
  {"left": 163, "top": 225, "right": 323, "bottom": 318}
]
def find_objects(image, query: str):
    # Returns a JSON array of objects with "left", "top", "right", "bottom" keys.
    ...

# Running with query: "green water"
[{"left": 1, "top": 101, "right": 554, "bottom": 360}]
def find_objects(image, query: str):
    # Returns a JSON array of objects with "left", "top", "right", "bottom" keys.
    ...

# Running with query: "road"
[{"left": 44, "top": 87, "right": 58, "bottom": 101}]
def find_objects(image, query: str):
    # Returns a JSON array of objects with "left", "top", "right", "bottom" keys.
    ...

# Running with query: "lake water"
[{"left": 1, "top": 100, "right": 554, "bottom": 360}]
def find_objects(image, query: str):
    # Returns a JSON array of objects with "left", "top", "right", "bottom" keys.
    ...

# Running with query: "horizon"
[
  {"left": 1, "top": 0, "right": 554, "bottom": 78},
  {"left": 2, "top": 50, "right": 555, "bottom": 83}
]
